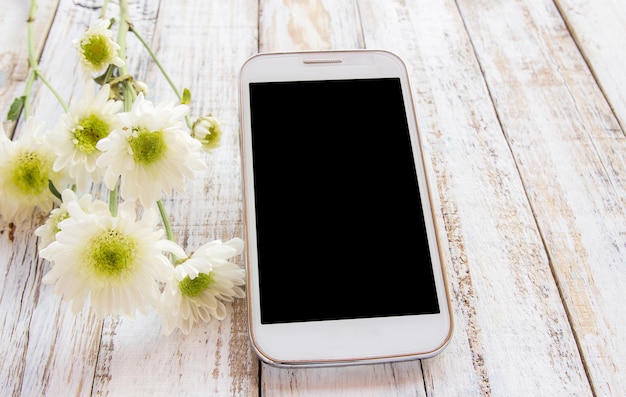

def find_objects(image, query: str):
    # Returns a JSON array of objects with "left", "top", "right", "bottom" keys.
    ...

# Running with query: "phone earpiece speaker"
[{"left": 302, "top": 58, "right": 343, "bottom": 64}]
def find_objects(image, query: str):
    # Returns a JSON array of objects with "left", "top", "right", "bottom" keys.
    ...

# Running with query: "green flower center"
[
  {"left": 53, "top": 212, "right": 70, "bottom": 234},
  {"left": 179, "top": 272, "right": 215, "bottom": 297},
  {"left": 74, "top": 115, "right": 110, "bottom": 154},
  {"left": 203, "top": 125, "right": 221, "bottom": 148},
  {"left": 129, "top": 128, "right": 166, "bottom": 165},
  {"left": 86, "top": 229, "right": 137, "bottom": 281},
  {"left": 81, "top": 34, "right": 112, "bottom": 68},
  {"left": 9, "top": 151, "right": 53, "bottom": 196}
]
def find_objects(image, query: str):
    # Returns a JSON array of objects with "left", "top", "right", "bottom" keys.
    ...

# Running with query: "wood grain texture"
[
  {"left": 359, "top": 0, "right": 591, "bottom": 395},
  {"left": 456, "top": 0, "right": 626, "bottom": 395},
  {"left": 262, "top": 362, "right": 427, "bottom": 397},
  {"left": 0, "top": 0, "right": 59, "bottom": 135},
  {"left": 555, "top": 0, "right": 626, "bottom": 132},
  {"left": 0, "top": 217, "right": 52, "bottom": 397},
  {"left": 259, "top": 0, "right": 363, "bottom": 52},
  {"left": 1, "top": 0, "right": 625, "bottom": 395}
]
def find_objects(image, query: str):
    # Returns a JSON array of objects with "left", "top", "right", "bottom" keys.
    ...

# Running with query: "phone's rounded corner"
[
  {"left": 375, "top": 48, "right": 403, "bottom": 60},
  {"left": 239, "top": 51, "right": 263, "bottom": 71},
  {"left": 238, "top": 53, "right": 259, "bottom": 87},
  {"left": 371, "top": 48, "right": 409, "bottom": 67},
  {"left": 238, "top": 52, "right": 279, "bottom": 88},
  {"left": 246, "top": 325, "right": 287, "bottom": 368},
  {"left": 438, "top": 260, "right": 456, "bottom": 355},
  {"left": 430, "top": 294, "right": 455, "bottom": 358},
  {"left": 428, "top": 319, "right": 455, "bottom": 359}
]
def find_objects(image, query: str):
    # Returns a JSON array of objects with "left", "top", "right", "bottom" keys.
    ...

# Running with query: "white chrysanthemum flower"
[
  {"left": 0, "top": 118, "right": 66, "bottom": 224},
  {"left": 191, "top": 115, "right": 222, "bottom": 151},
  {"left": 96, "top": 93, "right": 207, "bottom": 206},
  {"left": 159, "top": 238, "right": 246, "bottom": 335},
  {"left": 35, "top": 189, "right": 109, "bottom": 249},
  {"left": 48, "top": 82, "right": 122, "bottom": 190},
  {"left": 40, "top": 200, "right": 183, "bottom": 319},
  {"left": 75, "top": 18, "right": 124, "bottom": 74}
]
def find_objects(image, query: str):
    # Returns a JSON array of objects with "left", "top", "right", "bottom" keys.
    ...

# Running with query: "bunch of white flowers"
[{"left": 1, "top": 3, "right": 244, "bottom": 335}]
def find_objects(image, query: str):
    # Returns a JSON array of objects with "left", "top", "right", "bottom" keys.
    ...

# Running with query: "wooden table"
[{"left": 1, "top": 0, "right": 625, "bottom": 395}]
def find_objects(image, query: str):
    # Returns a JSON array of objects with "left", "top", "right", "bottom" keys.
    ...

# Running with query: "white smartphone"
[{"left": 238, "top": 50, "right": 453, "bottom": 367}]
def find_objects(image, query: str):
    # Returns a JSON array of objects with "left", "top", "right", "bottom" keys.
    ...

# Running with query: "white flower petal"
[
  {"left": 157, "top": 239, "right": 246, "bottom": 334},
  {"left": 0, "top": 117, "right": 67, "bottom": 223},
  {"left": 40, "top": 203, "right": 174, "bottom": 320},
  {"left": 96, "top": 96, "right": 205, "bottom": 206}
]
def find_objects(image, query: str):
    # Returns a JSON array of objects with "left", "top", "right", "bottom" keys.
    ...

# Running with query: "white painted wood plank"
[
  {"left": 262, "top": 362, "right": 427, "bottom": 397},
  {"left": 455, "top": 0, "right": 626, "bottom": 395},
  {"left": 20, "top": 290, "right": 102, "bottom": 397},
  {"left": 90, "top": 0, "right": 260, "bottom": 395},
  {"left": 0, "top": 217, "right": 50, "bottom": 397},
  {"left": 0, "top": 0, "right": 59, "bottom": 134},
  {"left": 358, "top": 0, "right": 592, "bottom": 395},
  {"left": 258, "top": 0, "right": 363, "bottom": 52},
  {"left": 555, "top": 0, "right": 626, "bottom": 131},
  {"left": 92, "top": 299, "right": 253, "bottom": 396}
]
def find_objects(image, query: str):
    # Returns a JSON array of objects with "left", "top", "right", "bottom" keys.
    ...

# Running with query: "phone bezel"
[{"left": 238, "top": 50, "right": 453, "bottom": 367}]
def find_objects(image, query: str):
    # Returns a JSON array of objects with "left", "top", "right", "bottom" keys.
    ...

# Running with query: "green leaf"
[
  {"left": 7, "top": 96, "right": 26, "bottom": 121},
  {"left": 48, "top": 180, "right": 62, "bottom": 201},
  {"left": 182, "top": 88, "right": 191, "bottom": 105}
]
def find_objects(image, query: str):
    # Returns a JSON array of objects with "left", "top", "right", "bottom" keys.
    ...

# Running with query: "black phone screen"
[{"left": 249, "top": 78, "right": 440, "bottom": 324}]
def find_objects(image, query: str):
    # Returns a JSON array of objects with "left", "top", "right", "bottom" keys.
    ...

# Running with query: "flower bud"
[{"left": 191, "top": 115, "right": 222, "bottom": 151}]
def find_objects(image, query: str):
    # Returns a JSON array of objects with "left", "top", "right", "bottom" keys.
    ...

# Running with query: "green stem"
[
  {"left": 157, "top": 200, "right": 175, "bottom": 242},
  {"left": 102, "top": 64, "right": 115, "bottom": 85},
  {"left": 128, "top": 23, "right": 192, "bottom": 128},
  {"left": 128, "top": 24, "right": 181, "bottom": 100},
  {"left": 117, "top": 0, "right": 136, "bottom": 111},
  {"left": 157, "top": 200, "right": 179, "bottom": 264},
  {"left": 108, "top": 185, "right": 118, "bottom": 217},
  {"left": 23, "top": 70, "right": 36, "bottom": 119},
  {"left": 99, "top": 0, "right": 111, "bottom": 19},
  {"left": 26, "top": 0, "right": 69, "bottom": 114},
  {"left": 117, "top": 0, "right": 129, "bottom": 76},
  {"left": 104, "top": 0, "right": 128, "bottom": 217}
]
